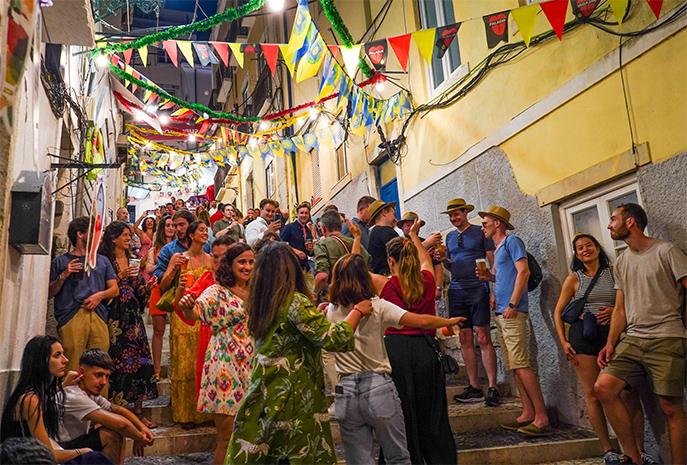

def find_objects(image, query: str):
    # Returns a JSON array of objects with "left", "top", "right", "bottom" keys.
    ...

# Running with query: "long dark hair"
[
  {"left": 98, "top": 221, "right": 131, "bottom": 263},
  {"left": 187, "top": 220, "right": 206, "bottom": 242},
  {"left": 247, "top": 242, "right": 310, "bottom": 340},
  {"left": 386, "top": 237, "right": 424, "bottom": 305},
  {"left": 329, "top": 254, "right": 376, "bottom": 307},
  {"left": 1, "top": 336, "right": 64, "bottom": 441},
  {"left": 216, "top": 243, "right": 253, "bottom": 288},
  {"left": 153, "top": 214, "right": 173, "bottom": 251},
  {"left": 570, "top": 233, "right": 611, "bottom": 272},
  {"left": 142, "top": 217, "right": 156, "bottom": 234}
]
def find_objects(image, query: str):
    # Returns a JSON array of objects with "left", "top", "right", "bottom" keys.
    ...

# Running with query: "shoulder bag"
[
  {"left": 561, "top": 267, "right": 603, "bottom": 324},
  {"left": 156, "top": 269, "right": 179, "bottom": 313}
]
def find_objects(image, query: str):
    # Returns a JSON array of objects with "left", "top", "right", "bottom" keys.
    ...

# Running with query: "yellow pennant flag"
[
  {"left": 291, "top": 135, "right": 306, "bottom": 153},
  {"left": 269, "top": 141, "right": 285, "bottom": 158},
  {"left": 511, "top": 4, "right": 539, "bottom": 47},
  {"left": 412, "top": 28, "right": 436, "bottom": 64},
  {"left": 177, "top": 41, "right": 195, "bottom": 67},
  {"left": 609, "top": 0, "right": 629, "bottom": 24},
  {"left": 279, "top": 44, "right": 297, "bottom": 77},
  {"left": 286, "top": 1, "right": 312, "bottom": 57},
  {"left": 296, "top": 29, "right": 326, "bottom": 83},
  {"left": 228, "top": 43, "right": 244, "bottom": 68},
  {"left": 341, "top": 44, "right": 361, "bottom": 77},
  {"left": 138, "top": 46, "right": 148, "bottom": 66}
]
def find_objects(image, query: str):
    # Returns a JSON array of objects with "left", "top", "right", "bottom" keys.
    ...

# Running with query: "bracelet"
[
  {"left": 75, "top": 449, "right": 81, "bottom": 457},
  {"left": 351, "top": 307, "right": 364, "bottom": 317}
]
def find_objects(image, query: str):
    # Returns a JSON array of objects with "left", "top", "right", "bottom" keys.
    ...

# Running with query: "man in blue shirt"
[
  {"left": 479, "top": 206, "right": 550, "bottom": 436},
  {"left": 49, "top": 217, "right": 119, "bottom": 372},
  {"left": 442, "top": 199, "right": 499, "bottom": 407},
  {"left": 153, "top": 210, "right": 211, "bottom": 288},
  {"left": 280, "top": 201, "right": 315, "bottom": 271}
]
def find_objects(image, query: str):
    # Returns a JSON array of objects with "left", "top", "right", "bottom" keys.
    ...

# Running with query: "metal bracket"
[{"left": 48, "top": 153, "right": 121, "bottom": 195}]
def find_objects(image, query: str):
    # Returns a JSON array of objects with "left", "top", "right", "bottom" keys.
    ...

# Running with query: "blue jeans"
[{"left": 335, "top": 372, "right": 410, "bottom": 465}]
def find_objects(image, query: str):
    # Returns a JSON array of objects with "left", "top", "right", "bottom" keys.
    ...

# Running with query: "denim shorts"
[{"left": 447, "top": 285, "right": 490, "bottom": 328}]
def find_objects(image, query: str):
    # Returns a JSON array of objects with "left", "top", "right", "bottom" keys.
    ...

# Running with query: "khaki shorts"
[
  {"left": 58, "top": 307, "right": 110, "bottom": 373},
  {"left": 603, "top": 335, "right": 686, "bottom": 397},
  {"left": 495, "top": 312, "right": 530, "bottom": 370}
]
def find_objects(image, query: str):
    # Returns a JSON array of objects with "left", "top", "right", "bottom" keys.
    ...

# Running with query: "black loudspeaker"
[{"left": 9, "top": 171, "right": 52, "bottom": 255}]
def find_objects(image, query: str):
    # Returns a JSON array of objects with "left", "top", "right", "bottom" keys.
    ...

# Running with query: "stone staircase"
[{"left": 123, "top": 325, "right": 613, "bottom": 464}]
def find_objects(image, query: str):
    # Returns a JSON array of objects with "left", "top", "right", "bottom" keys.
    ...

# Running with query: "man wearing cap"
[
  {"left": 441, "top": 199, "right": 500, "bottom": 407},
  {"left": 479, "top": 206, "right": 550, "bottom": 436},
  {"left": 342, "top": 195, "right": 376, "bottom": 249},
  {"left": 366, "top": 200, "right": 400, "bottom": 275}
]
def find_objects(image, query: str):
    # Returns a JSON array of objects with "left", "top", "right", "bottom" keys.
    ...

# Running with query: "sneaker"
[
  {"left": 453, "top": 385, "right": 484, "bottom": 403},
  {"left": 641, "top": 451, "right": 659, "bottom": 464},
  {"left": 485, "top": 387, "right": 501, "bottom": 407},
  {"left": 603, "top": 450, "right": 630, "bottom": 465}
]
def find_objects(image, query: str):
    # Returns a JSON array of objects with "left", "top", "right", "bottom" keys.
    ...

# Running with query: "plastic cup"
[{"left": 129, "top": 258, "right": 141, "bottom": 277}]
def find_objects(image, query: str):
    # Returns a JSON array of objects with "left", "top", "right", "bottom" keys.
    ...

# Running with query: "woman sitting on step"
[{"left": 326, "top": 251, "right": 464, "bottom": 465}]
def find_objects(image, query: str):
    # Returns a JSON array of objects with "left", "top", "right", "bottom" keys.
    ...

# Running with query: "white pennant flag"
[{"left": 341, "top": 44, "right": 361, "bottom": 78}]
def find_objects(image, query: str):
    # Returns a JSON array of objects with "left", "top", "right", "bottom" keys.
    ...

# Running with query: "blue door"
[{"left": 380, "top": 178, "right": 401, "bottom": 219}]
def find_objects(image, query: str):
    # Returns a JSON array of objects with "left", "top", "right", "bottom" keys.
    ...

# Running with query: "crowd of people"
[{"left": 0, "top": 194, "right": 685, "bottom": 465}]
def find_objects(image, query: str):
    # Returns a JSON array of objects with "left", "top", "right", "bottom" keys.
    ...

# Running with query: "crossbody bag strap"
[
  {"left": 331, "top": 235, "right": 350, "bottom": 254},
  {"left": 581, "top": 266, "right": 604, "bottom": 302}
]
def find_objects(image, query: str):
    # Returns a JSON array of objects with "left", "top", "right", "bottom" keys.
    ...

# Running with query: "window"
[
  {"left": 265, "top": 157, "right": 275, "bottom": 198},
  {"left": 335, "top": 143, "right": 348, "bottom": 180},
  {"left": 418, "top": 0, "right": 461, "bottom": 90},
  {"left": 560, "top": 179, "right": 646, "bottom": 264}
]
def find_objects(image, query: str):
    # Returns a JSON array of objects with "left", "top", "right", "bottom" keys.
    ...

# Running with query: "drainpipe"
[{"left": 282, "top": 13, "right": 298, "bottom": 203}]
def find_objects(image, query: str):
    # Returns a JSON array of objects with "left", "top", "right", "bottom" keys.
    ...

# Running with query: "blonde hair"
[{"left": 386, "top": 237, "right": 424, "bottom": 305}]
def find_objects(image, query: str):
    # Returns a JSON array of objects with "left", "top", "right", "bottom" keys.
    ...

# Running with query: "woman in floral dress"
[
  {"left": 226, "top": 242, "right": 373, "bottom": 465},
  {"left": 98, "top": 221, "right": 158, "bottom": 425},
  {"left": 180, "top": 242, "right": 254, "bottom": 465}
]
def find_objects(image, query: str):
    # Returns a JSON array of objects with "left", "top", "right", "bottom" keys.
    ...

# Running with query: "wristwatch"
[{"left": 508, "top": 302, "right": 516, "bottom": 309}]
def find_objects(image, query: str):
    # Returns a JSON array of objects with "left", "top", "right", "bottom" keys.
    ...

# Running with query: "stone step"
[
  {"left": 157, "top": 378, "right": 171, "bottom": 397},
  {"left": 141, "top": 395, "right": 173, "bottom": 427},
  {"left": 455, "top": 425, "right": 616, "bottom": 465},
  {"left": 124, "top": 426, "right": 215, "bottom": 458}
]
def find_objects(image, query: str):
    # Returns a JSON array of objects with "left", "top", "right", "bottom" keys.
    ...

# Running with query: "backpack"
[{"left": 504, "top": 235, "right": 543, "bottom": 292}]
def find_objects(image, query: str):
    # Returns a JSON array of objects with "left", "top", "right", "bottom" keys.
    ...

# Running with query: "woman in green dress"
[{"left": 226, "top": 241, "right": 373, "bottom": 465}]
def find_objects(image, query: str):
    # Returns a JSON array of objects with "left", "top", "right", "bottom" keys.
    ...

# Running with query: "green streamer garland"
[
  {"left": 109, "top": 63, "right": 260, "bottom": 122},
  {"left": 95, "top": 0, "right": 266, "bottom": 54},
  {"left": 319, "top": 0, "right": 374, "bottom": 79}
]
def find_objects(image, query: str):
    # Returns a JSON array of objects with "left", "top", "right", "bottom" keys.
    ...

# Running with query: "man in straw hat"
[
  {"left": 441, "top": 199, "right": 500, "bottom": 407},
  {"left": 478, "top": 205, "right": 551, "bottom": 436},
  {"left": 366, "top": 200, "right": 400, "bottom": 275}
]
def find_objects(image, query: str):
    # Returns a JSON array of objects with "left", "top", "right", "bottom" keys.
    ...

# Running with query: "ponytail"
[{"left": 386, "top": 237, "right": 424, "bottom": 305}]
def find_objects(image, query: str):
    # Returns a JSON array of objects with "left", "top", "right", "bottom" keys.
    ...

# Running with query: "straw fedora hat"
[
  {"left": 397, "top": 211, "right": 425, "bottom": 228},
  {"left": 478, "top": 205, "right": 515, "bottom": 230},
  {"left": 441, "top": 198, "right": 475, "bottom": 214},
  {"left": 367, "top": 200, "right": 396, "bottom": 226}
]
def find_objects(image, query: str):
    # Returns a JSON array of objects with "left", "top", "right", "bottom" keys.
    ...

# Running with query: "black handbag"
[
  {"left": 561, "top": 267, "right": 603, "bottom": 324},
  {"left": 425, "top": 335, "right": 460, "bottom": 375}
]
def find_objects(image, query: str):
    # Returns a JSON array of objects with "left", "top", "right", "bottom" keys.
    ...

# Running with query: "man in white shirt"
[
  {"left": 58, "top": 350, "right": 154, "bottom": 464},
  {"left": 245, "top": 198, "right": 281, "bottom": 246}
]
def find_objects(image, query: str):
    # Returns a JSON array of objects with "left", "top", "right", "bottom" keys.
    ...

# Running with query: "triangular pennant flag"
[
  {"left": 512, "top": 4, "right": 539, "bottom": 47},
  {"left": 228, "top": 43, "right": 244, "bottom": 68},
  {"left": 540, "top": 0, "right": 568, "bottom": 40},
  {"left": 258, "top": 143, "right": 272, "bottom": 160},
  {"left": 609, "top": 0, "right": 629, "bottom": 24},
  {"left": 336, "top": 75, "right": 351, "bottom": 107},
  {"left": 143, "top": 89, "right": 153, "bottom": 102},
  {"left": 279, "top": 44, "right": 297, "bottom": 76},
  {"left": 193, "top": 42, "right": 212, "bottom": 66},
  {"left": 162, "top": 40, "right": 179, "bottom": 67},
  {"left": 304, "top": 133, "right": 318, "bottom": 152},
  {"left": 287, "top": 0, "right": 312, "bottom": 58},
  {"left": 318, "top": 54, "right": 334, "bottom": 94},
  {"left": 210, "top": 42, "right": 229, "bottom": 66},
  {"left": 291, "top": 135, "right": 306, "bottom": 152},
  {"left": 269, "top": 141, "right": 285, "bottom": 158},
  {"left": 412, "top": 28, "right": 436, "bottom": 64},
  {"left": 123, "top": 49, "right": 133, "bottom": 65},
  {"left": 281, "top": 139, "right": 295, "bottom": 154},
  {"left": 177, "top": 40, "right": 195, "bottom": 67},
  {"left": 571, "top": 0, "right": 599, "bottom": 18},
  {"left": 261, "top": 44, "right": 280, "bottom": 76},
  {"left": 388, "top": 33, "right": 411, "bottom": 72},
  {"left": 297, "top": 28, "right": 327, "bottom": 83},
  {"left": 137, "top": 46, "right": 148, "bottom": 66},
  {"left": 483, "top": 10, "right": 510, "bottom": 49},
  {"left": 241, "top": 43, "right": 261, "bottom": 55},
  {"left": 364, "top": 39, "right": 388, "bottom": 72},
  {"left": 341, "top": 44, "right": 361, "bottom": 77},
  {"left": 645, "top": 0, "right": 663, "bottom": 18},
  {"left": 434, "top": 23, "right": 461, "bottom": 59},
  {"left": 327, "top": 44, "right": 340, "bottom": 57}
]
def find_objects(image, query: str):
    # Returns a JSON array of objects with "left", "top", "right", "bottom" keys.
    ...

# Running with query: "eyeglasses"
[{"left": 456, "top": 234, "right": 463, "bottom": 248}]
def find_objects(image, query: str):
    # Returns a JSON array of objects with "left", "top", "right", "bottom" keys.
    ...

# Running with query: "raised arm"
[
  {"left": 346, "top": 219, "right": 362, "bottom": 255},
  {"left": 409, "top": 219, "right": 433, "bottom": 276}
]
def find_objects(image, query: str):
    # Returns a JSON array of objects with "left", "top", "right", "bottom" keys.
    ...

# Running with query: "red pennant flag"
[
  {"left": 162, "top": 40, "right": 179, "bottom": 66},
  {"left": 123, "top": 49, "right": 133, "bottom": 65},
  {"left": 261, "top": 44, "right": 280, "bottom": 76},
  {"left": 388, "top": 33, "right": 411, "bottom": 72},
  {"left": 540, "top": 0, "right": 568, "bottom": 40},
  {"left": 327, "top": 44, "right": 340, "bottom": 56},
  {"left": 209, "top": 42, "right": 229, "bottom": 66},
  {"left": 646, "top": 0, "right": 663, "bottom": 18},
  {"left": 160, "top": 100, "right": 175, "bottom": 110}
]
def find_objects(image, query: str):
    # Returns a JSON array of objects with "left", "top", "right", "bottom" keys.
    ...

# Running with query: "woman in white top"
[{"left": 326, "top": 253, "right": 464, "bottom": 465}]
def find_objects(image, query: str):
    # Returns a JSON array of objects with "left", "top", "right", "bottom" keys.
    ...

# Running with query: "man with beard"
[{"left": 595, "top": 203, "right": 687, "bottom": 465}]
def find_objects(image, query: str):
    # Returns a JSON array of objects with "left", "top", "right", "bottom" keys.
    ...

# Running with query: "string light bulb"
[
  {"left": 375, "top": 82, "right": 385, "bottom": 93},
  {"left": 158, "top": 114, "right": 170, "bottom": 125},
  {"left": 259, "top": 121, "right": 269, "bottom": 131},
  {"left": 248, "top": 137, "right": 258, "bottom": 148},
  {"left": 188, "top": 134, "right": 197, "bottom": 143},
  {"left": 133, "top": 110, "right": 144, "bottom": 121},
  {"left": 267, "top": 0, "right": 285, "bottom": 12},
  {"left": 145, "top": 142, "right": 152, "bottom": 149},
  {"left": 95, "top": 53, "right": 109, "bottom": 69},
  {"left": 145, "top": 104, "right": 157, "bottom": 114},
  {"left": 309, "top": 107, "right": 320, "bottom": 120}
]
